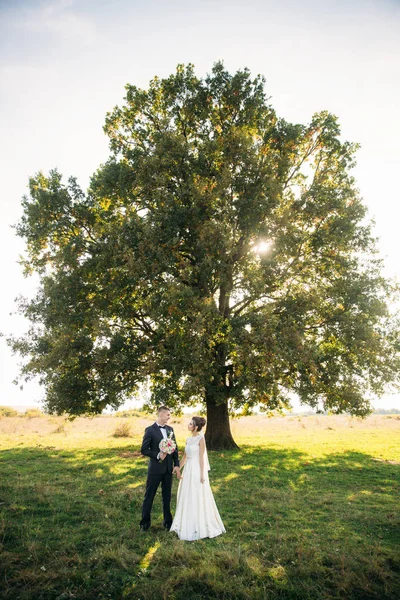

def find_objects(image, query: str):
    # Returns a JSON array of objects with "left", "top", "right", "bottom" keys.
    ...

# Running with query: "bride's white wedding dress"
[{"left": 170, "top": 433, "right": 225, "bottom": 541}]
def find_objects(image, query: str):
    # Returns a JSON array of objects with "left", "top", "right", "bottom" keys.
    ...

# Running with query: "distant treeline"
[
  {"left": 1, "top": 406, "right": 399, "bottom": 418},
  {"left": 286, "top": 408, "right": 400, "bottom": 416}
]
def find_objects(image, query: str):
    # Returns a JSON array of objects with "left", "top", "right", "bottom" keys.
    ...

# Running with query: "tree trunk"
[
  {"left": 205, "top": 282, "right": 237, "bottom": 450},
  {"left": 205, "top": 398, "right": 239, "bottom": 450}
]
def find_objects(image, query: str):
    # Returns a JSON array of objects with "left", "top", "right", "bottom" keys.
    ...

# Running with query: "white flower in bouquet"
[{"left": 159, "top": 432, "right": 176, "bottom": 461}]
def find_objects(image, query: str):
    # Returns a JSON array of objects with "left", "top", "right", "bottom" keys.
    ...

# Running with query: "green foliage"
[
  {"left": 114, "top": 409, "right": 146, "bottom": 418},
  {"left": 10, "top": 62, "right": 400, "bottom": 427},
  {"left": 23, "top": 408, "right": 44, "bottom": 418},
  {"left": 0, "top": 406, "right": 19, "bottom": 417}
]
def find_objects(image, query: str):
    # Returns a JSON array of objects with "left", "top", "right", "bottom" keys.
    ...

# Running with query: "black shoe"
[
  {"left": 164, "top": 523, "right": 172, "bottom": 531},
  {"left": 140, "top": 524, "right": 150, "bottom": 531}
]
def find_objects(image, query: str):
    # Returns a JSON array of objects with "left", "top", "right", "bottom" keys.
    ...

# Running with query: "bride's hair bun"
[{"left": 192, "top": 416, "right": 206, "bottom": 431}]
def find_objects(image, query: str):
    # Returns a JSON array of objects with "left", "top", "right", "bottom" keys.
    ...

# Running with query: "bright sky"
[{"left": 1, "top": 0, "right": 399, "bottom": 410}]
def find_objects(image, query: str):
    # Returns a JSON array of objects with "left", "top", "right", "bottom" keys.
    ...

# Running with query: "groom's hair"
[{"left": 157, "top": 406, "right": 170, "bottom": 414}]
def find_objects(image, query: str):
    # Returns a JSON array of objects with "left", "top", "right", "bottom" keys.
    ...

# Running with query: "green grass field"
[{"left": 0, "top": 413, "right": 399, "bottom": 600}]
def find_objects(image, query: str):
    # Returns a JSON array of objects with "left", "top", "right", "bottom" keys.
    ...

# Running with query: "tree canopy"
[{"left": 11, "top": 62, "right": 400, "bottom": 448}]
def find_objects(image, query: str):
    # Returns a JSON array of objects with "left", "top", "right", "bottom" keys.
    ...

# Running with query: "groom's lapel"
[{"left": 152, "top": 423, "right": 164, "bottom": 441}]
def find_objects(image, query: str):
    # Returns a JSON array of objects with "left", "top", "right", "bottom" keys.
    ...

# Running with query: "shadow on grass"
[{"left": 0, "top": 444, "right": 399, "bottom": 599}]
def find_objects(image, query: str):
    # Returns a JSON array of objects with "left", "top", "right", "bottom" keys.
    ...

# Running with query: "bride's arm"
[
  {"left": 179, "top": 451, "right": 187, "bottom": 470},
  {"left": 199, "top": 437, "right": 205, "bottom": 483}
]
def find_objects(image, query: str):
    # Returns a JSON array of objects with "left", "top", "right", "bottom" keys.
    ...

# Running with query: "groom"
[{"left": 139, "top": 406, "right": 180, "bottom": 530}]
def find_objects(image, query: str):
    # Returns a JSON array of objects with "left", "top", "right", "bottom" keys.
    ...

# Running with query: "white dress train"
[{"left": 170, "top": 432, "right": 225, "bottom": 541}]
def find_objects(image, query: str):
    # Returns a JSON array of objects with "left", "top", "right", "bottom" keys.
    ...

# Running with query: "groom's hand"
[
  {"left": 160, "top": 452, "right": 167, "bottom": 460},
  {"left": 173, "top": 466, "right": 181, "bottom": 478}
]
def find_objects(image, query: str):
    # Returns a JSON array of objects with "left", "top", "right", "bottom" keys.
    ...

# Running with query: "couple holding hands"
[{"left": 139, "top": 406, "right": 225, "bottom": 541}]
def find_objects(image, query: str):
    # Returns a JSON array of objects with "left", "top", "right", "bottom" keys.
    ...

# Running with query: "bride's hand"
[{"left": 200, "top": 475, "right": 205, "bottom": 483}]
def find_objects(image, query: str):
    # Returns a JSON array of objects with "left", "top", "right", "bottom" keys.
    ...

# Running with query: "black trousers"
[{"left": 140, "top": 472, "right": 173, "bottom": 527}]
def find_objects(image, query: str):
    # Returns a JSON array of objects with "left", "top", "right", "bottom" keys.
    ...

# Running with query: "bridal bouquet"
[{"left": 159, "top": 433, "right": 176, "bottom": 461}]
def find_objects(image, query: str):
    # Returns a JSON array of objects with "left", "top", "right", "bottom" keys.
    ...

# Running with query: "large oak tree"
[{"left": 11, "top": 63, "right": 399, "bottom": 449}]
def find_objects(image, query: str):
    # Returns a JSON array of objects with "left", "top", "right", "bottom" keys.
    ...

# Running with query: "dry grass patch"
[{"left": 113, "top": 422, "right": 133, "bottom": 437}]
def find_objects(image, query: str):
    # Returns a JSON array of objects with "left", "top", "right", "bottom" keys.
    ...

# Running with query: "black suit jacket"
[{"left": 141, "top": 423, "right": 179, "bottom": 475}]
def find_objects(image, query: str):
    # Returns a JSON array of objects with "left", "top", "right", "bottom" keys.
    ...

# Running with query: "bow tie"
[{"left": 159, "top": 425, "right": 166, "bottom": 429}]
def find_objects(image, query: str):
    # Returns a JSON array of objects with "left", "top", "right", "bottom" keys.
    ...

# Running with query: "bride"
[{"left": 170, "top": 416, "right": 225, "bottom": 541}]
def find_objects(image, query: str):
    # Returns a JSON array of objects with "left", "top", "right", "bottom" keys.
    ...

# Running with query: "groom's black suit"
[{"left": 140, "top": 423, "right": 179, "bottom": 529}]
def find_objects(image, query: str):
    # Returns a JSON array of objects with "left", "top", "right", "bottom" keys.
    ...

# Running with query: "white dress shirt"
[{"left": 157, "top": 423, "right": 167, "bottom": 460}]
